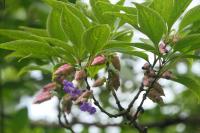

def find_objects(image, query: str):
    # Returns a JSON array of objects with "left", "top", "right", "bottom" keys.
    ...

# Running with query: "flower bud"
[
  {"left": 111, "top": 55, "right": 121, "bottom": 71},
  {"left": 92, "top": 77, "right": 106, "bottom": 87},
  {"left": 142, "top": 63, "right": 151, "bottom": 70},
  {"left": 91, "top": 55, "right": 106, "bottom": 66},
  {"left": 162, "top": 71, "right": 173, "bottom": 79},
  {"left": 54, "top": 64, "right": 74, "bottom": 75},
  {"left": 33, "top": 82, "right": 56, "bottom": 104},
  {"left": 159, "top": 42, "right": 168, "bottom": 54},
  {"left": 75, "top": 70, "right": 86, "bottom": 80},
  {"left": 109, "top": 73, "right": 120, "bottom": 90}
]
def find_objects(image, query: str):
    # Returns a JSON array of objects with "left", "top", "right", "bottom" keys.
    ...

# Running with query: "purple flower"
[
  {"left": 63, "top": 80, "right": 81, "bottom": 97},
  {"left": 79, "top": 102, "right": 96, "bottom": 114}
]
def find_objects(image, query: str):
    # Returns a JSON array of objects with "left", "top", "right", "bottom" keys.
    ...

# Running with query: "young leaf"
[
  {"left": 0, "top": 40, "right": 59, "bottom": 59},
  {"left": 47, "top": 9, "right": 69, "bottom": 41},
  {"left": 134, "top": 3, "right": 167, "bottom": 45},
  {"left": 82, "top": 24, "right": 110, "bottom": 55},
  {"left": 0, "top": 29, "right": 45, "bottom": 42},
  {"left": 179, "top": 5, "right": 200, "bottom": 31}
]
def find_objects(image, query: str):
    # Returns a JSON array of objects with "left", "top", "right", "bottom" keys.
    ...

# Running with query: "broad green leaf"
[
  {"left": 0, "top": 40, "right": 59, "bottom": 59},
  {"left": 61, "top": 4, "right": 85, "bottom": 48},
  {"left": 47, "top": 9, "right": 68, "bottom": 41},
  {"left": 134, "top": 3, "right": 167, "bottom": 45},
  {"left": 0, "top": 29, "right": 45, "bottom": 42},
  {"left": 83, "top": 24, "right": 110, "bottom": 55},
  {"left": 168, "top": 0, "right": 192, "bottom": 29},
  {"left": 19, "top": 26, "right": 48, "bottom": 37},
  {"left": 150, "top": 0, "right": 173, "bottom": 29},
  {"left": 179, "top": 5, "right": 200, "bottom": 31},
  {"left": 174, "top": 34, "right": 200, "bottom": 52},
  {"left": 87, "top": 64, "right": 106, "bottom": 78},
  {"left": 171, "top": 75, "right": 200, "bottom": 102}
]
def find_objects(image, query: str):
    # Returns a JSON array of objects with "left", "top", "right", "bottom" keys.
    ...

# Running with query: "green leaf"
[
  {"left": 83, "top": 24, "right": 110, "bottom": 55},
  {"left": 107, "top": 12, "right": 138, "bottom": 27},
  {"left": 168, "top": 0, "right": 192, "bottom": 29},
  {"left": 19, "top": 26, "right": 48, "bottom": 37},
  {"left": 171, "top": 75, "right": 200, "bottom": 102},
  {"left": 61, "top": 4, "right": 85, "bottom": 48},
  {"left": 0, "top": 40, "right": 59, "bottom": 59},
  {"left": 47, "top": 9, "right": 69, "bottom": 41},
  {"left": 65, "top": 3, "right": 91, "bottom": 28},
  {"left": 90, "top": 0, "right": 116, "bottom": 26},
  {"left": 113, "top": 30, "right": 133, "bottom": 42},
  {"left": 0, "top": 29, "right": 45, "bottom": 42},
  {"left": 174, "top": 34, "right": 200, "bottom": 52},
  {"left": 134, "top": 3, "right": 167, "bottom": 45},
  {"left": 150, "top": 0, "right": 173, "bottom": 29},
  {"left": 87, "top": 64, "right": 106, "bottom": 78},
  {"left": 179, "top": 5, "right": 200, "bottom": 31}
]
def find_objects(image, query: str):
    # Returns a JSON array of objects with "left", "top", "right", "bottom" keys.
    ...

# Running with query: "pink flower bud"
[
  {"left": 91, "top": 55, "right": 106, "bottom": 66},
  {"left": 92, "top": 77, "right": 106, "bottom": 87},
  {"left": 159, "top": 42, "right": 168, "bottom": 54},
  {"left": 111, "top": 55, "right": 121, "bottom": 71},
  {"left": 75, "top": 70, "right": 86, "bottom": 80},
  {"left": 33, "top": 82, "right": 56, "bottom": 104},
  {"left": 162, "top": 71, "right": 173, "bottom": 79},
  {"left": 54, "top": 64, "right": 74, "bottom": 75}
]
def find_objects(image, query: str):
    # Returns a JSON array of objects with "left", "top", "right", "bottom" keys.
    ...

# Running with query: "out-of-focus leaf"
[
  {"left": 168, "top": 0, "right": 192, "bottom": 29},
  {"left": 0, "top": 29, "right": 45, "bottom": 42},
  {"left": 0, "top": 40, "right": 59, "bottom": 59},
  {"left": 174, "top": 34, "right": 200, "bottom": 53},
  {"left": 171, "top": 75, "right": 200, "bottom": 102},
  {"left": 18, "top": 65, "right": 51, "bottom": 77},
  {"left": 19, "top": 26, "right": 48, "bottom": 37},
  {"left": 179, "top": 5, "right": 200, "bottom": 31}
]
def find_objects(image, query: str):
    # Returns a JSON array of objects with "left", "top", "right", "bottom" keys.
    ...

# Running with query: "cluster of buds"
[
  {"left": 33, "top": 82, "right": 57, "bottom": 104},
  {"left": 159, "top": 42, "right": 168, "bottom": 54},
  {"left": 142, "top": 63, "right": 165, "bottom": 104},
  {"left": 62, "top": 80, "right": 96, "bottom": 114}
]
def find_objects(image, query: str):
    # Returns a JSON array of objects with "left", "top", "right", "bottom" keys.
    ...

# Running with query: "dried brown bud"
[
  {"left": 162, "top": 71, "right": 173, "bottom": 79},
  {"left": 145, "top": 69, "right": 156, "bottom": 77},
  {"left": 62, "top": 95, "right": 72, "bottom": 114},
  {"left": 75, "top": 70, "right": 86, "bottom": 80},
  {"left": 159, "top": 42, "right": 168, "bottom": 54},
  {"left": 142, "top": 63, "right": 151, "bottom": 70},
  {"left": 92, "top": 77, "right": 106, "bottom": 87},
  {"left": 33, "top": 82, "right": 56, "bottom": 104},
  {"left": 142, "top": 76, "right": 154, "bottom": 87},
  {"left": 108, "top": 73, "right": 120, "bottom": 90},
  {"left": 111, "top": 55, "right": 121, "bottom": 71},
  {"left": 74, "top": 90, "right": 92, "bottom": 104},
  {"left": 91, "top": 55, "right": 106, "bottom": 66}
]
